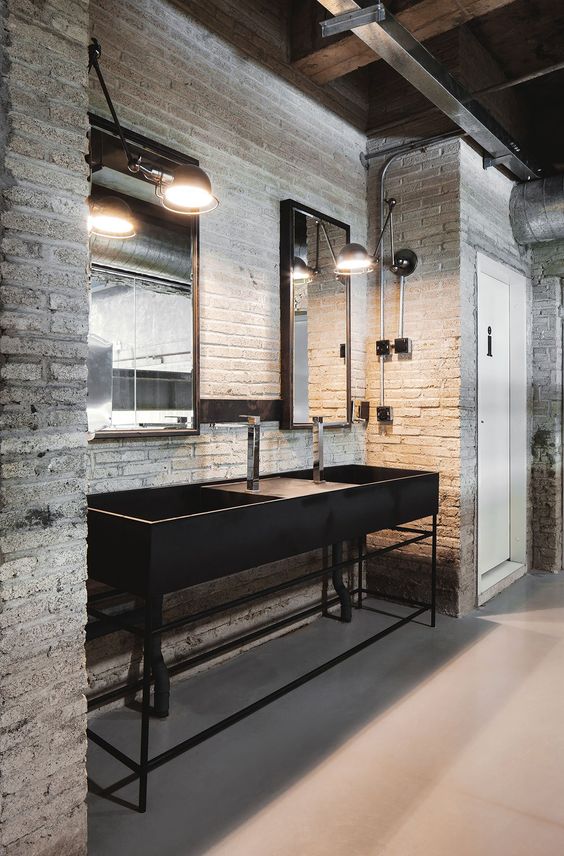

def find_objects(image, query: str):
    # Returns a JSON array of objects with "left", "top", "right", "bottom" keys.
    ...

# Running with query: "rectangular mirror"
[
  {"left": 87, "top": 114, "right": 199, "bottom": 437},
  {"left": 280, "top": 200, "right": 351, "bottom": 429}
]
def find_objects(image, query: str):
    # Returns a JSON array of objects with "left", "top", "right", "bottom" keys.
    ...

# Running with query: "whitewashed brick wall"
[
  {"left": 364, "top": 138, "right": 462, "bottom": 614},
  {"left": 364, "top": 140, "right": 532, "bottom": 615},
  {"left": 86, "top": 0, "right": 368, "bottom": 695}
]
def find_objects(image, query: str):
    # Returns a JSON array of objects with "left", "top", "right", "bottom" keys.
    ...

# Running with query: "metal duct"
[
  {"left": 510, "top": 176, "right": 564, "bottom": 245},
  {"left": 90, "top": 217, "right": 193, "bottom": 285}
]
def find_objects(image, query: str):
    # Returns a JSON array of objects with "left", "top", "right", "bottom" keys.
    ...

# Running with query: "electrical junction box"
[
  {"left": 394, "top": 337, "right": 412, "bottom": 356},
  {"left": 354, "top": 400, "right": 370, "bottom": 422},
  {"left": 376, "top": 339, "right": 391, "bottom": 356},
  {"left": 376, "top": 406, "right": 393, "bottom": 423}
]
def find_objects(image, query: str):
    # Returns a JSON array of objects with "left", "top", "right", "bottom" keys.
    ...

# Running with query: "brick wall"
[
  {"left": 531, "top": 241, "right": 564, "bottom": 572},
  {"left": 364, "top": 138, "right": 462, "bottom": 614},
  {"left": 0, "top": 0, "right": 90, "bottom": 853},
  {"left": 86, "top": 0, "right": 368, "bottom": 695},
  {"left": 364, "top": 139, "right": 532, "bottom": 616}
]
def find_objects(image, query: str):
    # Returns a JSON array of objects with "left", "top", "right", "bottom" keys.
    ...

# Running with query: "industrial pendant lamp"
[
  {"left": 88, "top": 196, "right": 136, "bottom": 238},
  {"left": 157, "top": 165, "right": 219, "bottom": 214},
  {"left": 335, "top": 198, "right": 397, "bottom": 275},
  {"left": 87, "top": 38, "right": 219, "bottom": 222}
]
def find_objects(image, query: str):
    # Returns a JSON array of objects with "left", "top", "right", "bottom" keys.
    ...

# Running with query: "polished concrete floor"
[{"left": 88, "top": 573, "right": 564, "bottom": 855}]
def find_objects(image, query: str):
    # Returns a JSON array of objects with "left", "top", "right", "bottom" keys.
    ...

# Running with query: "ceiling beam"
[{"left": 294, "top": 0, "right": 518, "bottom": 84}]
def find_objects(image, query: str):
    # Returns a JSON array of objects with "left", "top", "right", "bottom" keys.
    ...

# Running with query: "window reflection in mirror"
[
  {"left": 89, "top": 272, "right": 193, "bottom": 431},
  {"left": 292, "top": 211, "right": 349, "bottom": 425},
  {"left": 87, "top": 119, "right": 199, "bottom": 435}
]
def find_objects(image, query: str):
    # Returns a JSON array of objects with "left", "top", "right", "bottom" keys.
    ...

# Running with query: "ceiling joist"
[{"left": 293, "top": 0, "right": 518, "bottom": 84}]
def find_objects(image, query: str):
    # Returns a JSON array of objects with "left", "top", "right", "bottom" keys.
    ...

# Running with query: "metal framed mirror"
[
  {"left": 87, "top": 114, "right": 200, "bottom": 438},
  {"left": 280, "top": 200, "right": 352, "bottom": 430}
]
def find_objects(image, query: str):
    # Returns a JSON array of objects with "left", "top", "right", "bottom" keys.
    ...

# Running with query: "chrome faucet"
[
  {"left": 312, "top": 416, "right": 324, "bottom": 483},
  {"left": 241, "top": 415, "right": 260, "bottom": 491}
]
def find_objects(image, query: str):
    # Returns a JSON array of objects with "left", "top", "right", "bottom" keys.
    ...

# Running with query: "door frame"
[{"left": 476, "top": 252, "right": 527, "bottom": 599}]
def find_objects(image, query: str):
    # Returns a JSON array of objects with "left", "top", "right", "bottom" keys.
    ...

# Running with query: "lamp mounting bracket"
[
  {"left": 320, "top": 4, "right": 386, "bottom": 38},
  {"left": 483, "top": 154, "right": 513, "bottom": 170}
]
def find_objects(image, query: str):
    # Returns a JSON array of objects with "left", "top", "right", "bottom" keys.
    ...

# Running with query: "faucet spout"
[
  {"left": 241, "top": 415, "right": 260, "bottom": 491},
  {"left": 312, "top": 416, "right": 324, "bottom": 483}
]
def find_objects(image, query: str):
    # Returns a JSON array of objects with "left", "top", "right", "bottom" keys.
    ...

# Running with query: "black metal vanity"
[{"left": 87, "top": 464, "right": 439, "bottom": 812}]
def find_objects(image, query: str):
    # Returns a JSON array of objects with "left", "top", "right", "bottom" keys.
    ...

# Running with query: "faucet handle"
[{"left": 240, "top": 414, "right": 261, "bottom": 425}]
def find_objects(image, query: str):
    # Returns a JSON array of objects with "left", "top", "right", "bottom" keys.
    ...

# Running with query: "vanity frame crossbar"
[{"left": 86, "top": 518, "right": 437, "bottom": 813}]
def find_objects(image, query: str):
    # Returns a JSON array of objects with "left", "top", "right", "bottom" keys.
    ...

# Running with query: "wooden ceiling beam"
[{"left": 293, "top": 0, "right": 519, "bottom": 84}]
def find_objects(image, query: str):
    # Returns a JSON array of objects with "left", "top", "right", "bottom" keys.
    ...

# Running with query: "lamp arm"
[
  {"left": 88, "top": 38, "right": 141, "bottom": 174},
  {"left": 372, "top": 197, "right": 397, "bottom": 261},
  {"left": 318, "top": 220, "right": 338, "bottom": 266}
]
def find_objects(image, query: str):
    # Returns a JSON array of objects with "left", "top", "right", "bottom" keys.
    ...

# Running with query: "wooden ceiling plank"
[{"left": 294, "top": 0, "right": 517, "bottom": 83}]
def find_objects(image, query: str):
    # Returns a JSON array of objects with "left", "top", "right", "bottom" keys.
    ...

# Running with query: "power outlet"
[
  {"left": 394, "top": 337, "right": 412, "bottom": 356},
  {"left": 376, "top": 339, "right": 391, "bottom": 356},
  {"left": 376, "top": 406, "right": 393, "bottom": 423}
]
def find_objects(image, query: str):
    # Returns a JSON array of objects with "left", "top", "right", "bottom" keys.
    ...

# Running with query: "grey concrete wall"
[
  {"left": 531, "top": 241, "right": 564, "bottom": 572},
  {"left": 0, "top": 0, "right": 90, "bottom": 853}
]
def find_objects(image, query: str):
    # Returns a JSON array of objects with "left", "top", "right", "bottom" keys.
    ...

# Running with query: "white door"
[
  {"left": 477, "top": 254, "right": 527, "bottom": 597},
  {"left": 478, "top": 273, "right": 510, "bottom": 574}
]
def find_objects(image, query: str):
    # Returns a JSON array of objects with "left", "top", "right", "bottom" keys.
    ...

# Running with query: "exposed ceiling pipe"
[
  {"left": 510, "top": 175, "right": 564, "bottom": 245},
  {"left": 319, "top": 1, "right": 544, "bottom": 181}
]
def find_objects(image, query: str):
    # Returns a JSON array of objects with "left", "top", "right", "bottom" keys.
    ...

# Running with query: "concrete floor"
[{"left": 88, "top": 573, "right": 564, "bottom": 855}]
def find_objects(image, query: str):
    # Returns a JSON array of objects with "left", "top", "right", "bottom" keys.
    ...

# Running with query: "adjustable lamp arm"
[
  {"left": 88, "top": 38, "right": 142, "bottom": 174},
  {"left": 372, "top": 197, "right": 396, "bottom": 261},
  {"left": 318, "top": 220, "right": 338, "bottom": 266}
]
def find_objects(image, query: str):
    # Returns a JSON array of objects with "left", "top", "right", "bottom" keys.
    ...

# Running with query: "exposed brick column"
[{"left": 0, "top": 0, "right": 89, "bottom": 852}]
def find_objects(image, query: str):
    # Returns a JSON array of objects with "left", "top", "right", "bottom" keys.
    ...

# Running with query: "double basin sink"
[{"left": 88, "top": 465, "right": 439, "bottom": 596}]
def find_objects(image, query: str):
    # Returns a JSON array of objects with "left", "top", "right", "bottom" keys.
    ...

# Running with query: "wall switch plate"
[
  {"left": 354, "top": 400, "right": 370, "bottom": 421},
  {"left": 376, "top": 405, "right": 393, "bottom": 423},
  {"left": 394, "top": 337, "right": 412, "bottom": 355},
  {"left": 376, "top": 339, "right": 391, "bottom": 356}
]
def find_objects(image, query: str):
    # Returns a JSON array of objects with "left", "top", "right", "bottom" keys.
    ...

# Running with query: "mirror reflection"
[
  {"left": 87, "top": 122, "right": 198, "bottom": 434},
  {"left": 292, "top": 211, "right": 349, "bottom": 425}
]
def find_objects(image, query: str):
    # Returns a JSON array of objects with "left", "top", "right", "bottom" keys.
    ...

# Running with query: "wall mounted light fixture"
[
  {"left": 87, "top": 38, "right": 219, "bottom": 225},
  {"left": 335, "top": 197, "right": 397, "bottom": 275}
]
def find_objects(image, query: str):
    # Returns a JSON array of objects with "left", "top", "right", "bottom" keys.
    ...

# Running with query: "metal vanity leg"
[
  {"left": 138, "top": 597, "right": 152, "bottom": 813},
  {"left": 151, "top": 596, "right": 170, "bottom": 718},
  {"left": 356, "top": 536, "right": 365, "bottom": 609},
  {"left": 332, "top": 542, "right": 352, "bottom": 623},
  {"left": 431, "top": 515, "right": 437, "bottom": 628}
]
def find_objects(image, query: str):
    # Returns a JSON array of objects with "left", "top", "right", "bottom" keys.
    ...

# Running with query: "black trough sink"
[{"left": 88, "top": 465, "right": 438, "bottom": 596}]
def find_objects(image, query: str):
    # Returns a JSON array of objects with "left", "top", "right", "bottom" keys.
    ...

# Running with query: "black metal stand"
[{"left": 87, "top": 517, "right": 437, "bottom": 812}]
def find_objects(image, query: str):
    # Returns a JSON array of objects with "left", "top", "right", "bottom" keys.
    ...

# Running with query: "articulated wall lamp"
[
  {"left": 87, "top": 38, "right": 219, "bottom": 226},
  {"left": 335, "top": 198, "right": 397, "bottom": 275}
]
